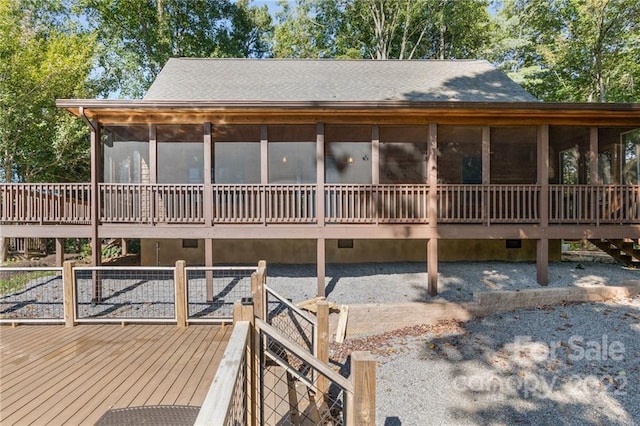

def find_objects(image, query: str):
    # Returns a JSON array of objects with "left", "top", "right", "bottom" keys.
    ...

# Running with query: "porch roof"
[{"left": 56, "top": 98, "right": 640, "bottom": 126}]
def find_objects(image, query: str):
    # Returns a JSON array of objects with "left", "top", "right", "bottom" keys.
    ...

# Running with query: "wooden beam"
[
  {"left": 260, "top": 125, "right": 268, "bottom": 184},
  {"left": 55, "top": 238, "right": 65, "bottom": 267},
  {"left": 205, "top": 238, "right": 213, "bottom": 302},
  {"left": 590, "top": 127, "right": 599, "bottom": 184},
  {"left": 428, "top": 123, "right": 438, "bottom": 227},
  {"left": 316, "top": 300, "right": 330, "bottom": 402},
  {"left": 537, "top": 124, "right": 549, "bottom": 227},
  {"left": 349, "top": 351, "right": 376, "bottom": 426},
  {"left": 317, "top": 238, "right": 326, "bottom": 297},
  {"left": 204, "top": 123, "right": 213, "bottom": 226},
  {"left": 537, "top": 239, "right": 549, "bottom": 286},
  {"left": 63, "top": 260, "right": 76, "bottom": 327},
  {"left": 427, "top": 238, "right": 438, "bottom": 296},
  {"left": 316, "top": 123, "right": 325, "bottom": 227},
  {"left": 175, "top": 260, "right": 187, "bottom": 328},
  {"left": 482, "top": 126, "right": 490, "bottom": 185},
  {"left": 371, "top": 125, "right": 379, "bottom": 185}
]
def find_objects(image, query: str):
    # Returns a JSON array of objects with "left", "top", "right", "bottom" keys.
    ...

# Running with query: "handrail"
[
  {"left": 194, "top": 321, "right": 250, "bottom": 426},
  {"left": 4, "top": 182, "right": 640, "bottom": 225},
  {"left": 256, "top": 318, "right": 354, "bottom": 394}
]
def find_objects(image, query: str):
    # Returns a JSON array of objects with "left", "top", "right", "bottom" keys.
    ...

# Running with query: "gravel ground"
[
  {"left": 3, "top": 259, "right": 639, "bottom": 424},
  {"left": 265, "top": 260, "right": 640, "bottom": 425},
  {"left": 370, "top": 295, "right": 640, "bottom": 425},
  {"left": 267, "top": 260, "right": 640, "bottom": 304}
]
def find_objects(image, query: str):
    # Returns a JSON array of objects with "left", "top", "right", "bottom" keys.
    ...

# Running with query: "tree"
[
  {"left": 0, "top": 0, "right": 96, "bottom": 183},
  {"left": 272, "top": 0, "right": 496, "bottom": 61},
  {"left": 493, "top": 0, "right": 640, "bottom": 102},
  {"left": 83, "top": 0, "right": 273, "bottom": 98}
]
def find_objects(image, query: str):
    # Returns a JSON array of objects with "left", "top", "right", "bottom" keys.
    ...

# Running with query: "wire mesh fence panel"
[
  {"left": 0, "top": 267, "right": 64, "bottom": 321},
  {"left": 75, "top": 267, "right": 175, "bottom": 320},
  {"left": 186, "top": 267, "right": 255, "bottom": 319},
  {"left": 265, "top": 286, "right": 316, "bottom": 354},
  {"left": 224, "top": 343, "right": 248, "bottom": 426},
  {"left": 261, "top": 331, "right": 347, "bottom": 426}
]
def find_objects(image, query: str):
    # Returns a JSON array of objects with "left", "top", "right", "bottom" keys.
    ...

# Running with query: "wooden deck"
[{"left": 0, "top": 324, "right": 231, "bottom": 425}]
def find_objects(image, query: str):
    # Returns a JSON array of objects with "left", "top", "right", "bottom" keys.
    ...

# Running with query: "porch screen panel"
[
  {"left": 156, "top": 125, "right": 205, "bottom": 223},
  {"left": 268, "top": 125, "right": 316, "bottom": 184},
  {"left": 267, "top": 126, "right": 317, "bottom": 222},
  {"left": 157, "top": 125, "right": 204, "bottom": 184},
  {"left": 325, "top": 125, "right": 371, "bottom": 184},
  {"left": 437, "top": 126, "right": 483, "bottom": 222},
  {"left": 102, "top": 125, "right": 150, "bottom": 222},
  {"left": 103, "top": 125, "right": 149, "bottom": 183},
  {"left": 437, "top": 126, "right": 482, "bottom": 184},
  {"left": 489, "top": 127, "right": 537, "bottom": 223},
  {"left": 379, "top": 126, "right": 428, "bottom": 184},
  {"left": 213, "top": 126, "right": 261, "bottom": 184},
  {"left": 490, "top": 127, "right": 537, "bottom": 184}
]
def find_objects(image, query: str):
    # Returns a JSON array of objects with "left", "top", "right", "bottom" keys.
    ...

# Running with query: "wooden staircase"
[{"left": 589, "top": 239, "right": 640, "bottom": 268}]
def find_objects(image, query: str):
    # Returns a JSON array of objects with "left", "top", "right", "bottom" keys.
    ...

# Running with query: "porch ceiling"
[{"left": 56, "top": 99, "right": 640, "bottom": 126}]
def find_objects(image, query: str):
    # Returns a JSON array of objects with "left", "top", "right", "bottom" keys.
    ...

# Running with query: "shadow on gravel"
[{"left": 414, "top": 301, "right": 640, "bottom": 425}]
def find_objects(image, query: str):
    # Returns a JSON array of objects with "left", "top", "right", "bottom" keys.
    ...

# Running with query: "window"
[{"left": 213, "top": 125, "right": 261, "bottom": 184}]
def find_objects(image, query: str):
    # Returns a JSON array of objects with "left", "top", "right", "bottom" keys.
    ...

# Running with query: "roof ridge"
[{"left": 169, "top": 57, "right": 491, "bottom": 64}]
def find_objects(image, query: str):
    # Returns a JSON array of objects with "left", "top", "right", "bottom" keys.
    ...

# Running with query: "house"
[{"left": 2, "top": 58, "right": 640, "bottom": 296}]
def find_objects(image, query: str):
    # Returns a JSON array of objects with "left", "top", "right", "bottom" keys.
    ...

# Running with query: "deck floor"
[{"left": 0, "top": 324, "right": 230, "bottom": 425}]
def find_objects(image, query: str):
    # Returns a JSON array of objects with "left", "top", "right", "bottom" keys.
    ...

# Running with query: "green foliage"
[
  {"left": 272, "top": 0, "right": 496, "bottom": 60},
  {"left": 0, "top": 271, "right": 56, "bottom": 296},
  {"left": 82, "top": 0, "right": 273, "bottom": 98},
  {"left": 0, "top": 0, "right": 95, "bottom": 183},
  {"left": 493, "top": 0, "right": 640, "bottom": 102}
]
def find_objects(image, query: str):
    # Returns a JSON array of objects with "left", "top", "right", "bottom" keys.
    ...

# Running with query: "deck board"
[{"left": 0, "top": 324, "right": 230, "bottom": 426}]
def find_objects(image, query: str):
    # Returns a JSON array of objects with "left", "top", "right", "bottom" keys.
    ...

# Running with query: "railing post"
[
  {"left": 175, "top": 260, "right": 187, "bottom": 328},
  {"left": 63, "top": 261, "right": 76, "bottom": 327},
  {"left": 232, "top": 299, "right": 256, "bottom": 425},
  {"left": 250, "top": 270, "right": 264, "bottom": 426},
  {"left": 349, "top": 351, "right": 376, "bottom": 426},
  {"left": 316, "top": 300, "right": 330, "bottom": 402}
]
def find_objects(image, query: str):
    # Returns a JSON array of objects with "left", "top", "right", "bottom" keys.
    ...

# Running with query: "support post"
[
  {"left": 537, "top": 239, "right": 549, "bottom": 286},
  {"left": 316, "top": 123, "right": 325, "bottom": 226},
  {"left": 205, "top": 238, "right": 214, "bottom": 302},
  {"left": 63, "top": 261, "right": 76, "bottom": 327},
  {"left": 427, "top": 123, "right": 438, "bottom": 227},
  {"left": 317, "top": 238, "right": 325, "bottom": 297},
  {"left": 537, "top": 125, "right": 549, "bottom": 286},
  {"left": 482, "top": 126, "right": 491, "bottom": 224},
  {"left": 90, "top": 122, "right": 102, "bottom": 302},
  {"left": 316, "top": 300, "right": 330, "bottom": 402},
  {"left": 175, "top": 260, "right": 187, "bottom": 328},
  {"left": 427, "top": 238, "right": 438, "bottom": 296},
  {"left": 204, "top": 122, "right": 213, "bottom": 224},
  {"left": 232, "top": 298, "right": 256, "bottom": 426},
  {"left": 349, "top": 351, "right": 376, "bottom": 426},
  {"left": 55, "top": 238, "right": 65, "bottom": 267},
  {"left": 590, "top": 127, "right": 599, "bottom": 184}
]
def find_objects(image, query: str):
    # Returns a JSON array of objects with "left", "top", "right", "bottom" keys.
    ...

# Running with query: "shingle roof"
[{"left": 143, "top": 58, "right": 538, "bottom": 103}]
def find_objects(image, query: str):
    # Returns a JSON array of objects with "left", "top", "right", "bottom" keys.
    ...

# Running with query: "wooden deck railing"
[
  {"left": 3, "top": 182, "right": 640, "bottom": 226},
  {"left": 1, "top": 183, "right": 90, "bottom": 224},
  {"left": 325, "top": 184, "right": 429, "bottom": 223}
]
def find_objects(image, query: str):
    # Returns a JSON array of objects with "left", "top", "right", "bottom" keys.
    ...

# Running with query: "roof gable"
[{"left": 143, "top": 58, "right": 539, "bottom": 103}]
